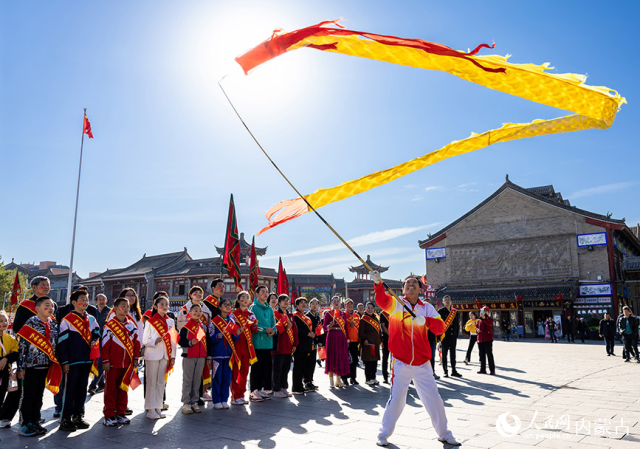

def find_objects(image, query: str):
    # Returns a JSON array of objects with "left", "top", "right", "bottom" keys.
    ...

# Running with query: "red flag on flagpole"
[
  {"left": 83, "top": 113, "right": 93, "bottom": 139},
  {"left": 249, "top": 236, "right": 260, "bottom": 296},
  {"left": 10, "top": 271, "right": 21, "bottom": 305},
  {"left": 277, "top": 258, "right": 286, "bottom": 295},
  {"left": 514, "top": 293, "right": 523, "bottom": 303},
  {"left": 283, "top": 268, "right": 289, "bottom": 298},
  {"left": 290, "top": 278, "right": 297, "bottom": 304},
  {"left": 221, "top": 194, "right": 242, "bottom": 290},
  {"left": 474, "top": 296, "right": 482, "bottom": 310}
]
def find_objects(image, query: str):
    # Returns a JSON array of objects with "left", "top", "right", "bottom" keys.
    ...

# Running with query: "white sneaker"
[
  {"left": 283, "top": 389, "right": 293, "bottom": 397},
  {"left": 273, "top": 391, "right": 287, "bottom": 398},
  {"left": 161, "top": 403, "right": 169, "bottom": 410},
  {"left": 155, "top": 409, "right": 166, "bottom": 418},
  {"left": 202, "top": 393, "right": 213, "bottom": 402},
  {"left": 0, "top": 419, "right": 11, "bottom": 428},
  {"left": 214, "top": 403, "right": 223, "bottom": 410},
  {"left": 146, "top": 410, "right": 161, "bottom": 420},
  {"left": 250, "top": 391, "right": 264, "bottom": 402},
  {"left": 366, "top": 380, "right": 376, "bottom": 385},
  {"left": 376, "top": 436, "right": 389, "bottom": 446},
  {"left": 438, "top": 436, "right": 461, "bottom": 446},
  {"left": 259, "top": 389, "right": 272, "bottom": 399},
  {"left": 191, "top": 404, "right": 202, "bottom": 413},
  {"left": 222, "top": 402, "right": 229, "bottom": 409},
  {"left": 181, "top": 404, "right": 193, "bottom": 415},
  {"left": 231, "top": 398, "right": 247, "bottom": 405}
]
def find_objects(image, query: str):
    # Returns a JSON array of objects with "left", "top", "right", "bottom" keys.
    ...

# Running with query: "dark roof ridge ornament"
[{"left": 505, "top": 174, "right": 510, "bottom": 183}]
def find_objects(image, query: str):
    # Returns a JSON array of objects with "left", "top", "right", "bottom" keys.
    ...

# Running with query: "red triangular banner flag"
[
  {"left": 221, "top": 194, "right": 242, "bottom": 289},
  {"left": 10, "top": 271, "right": 21, "bottom": 305}
]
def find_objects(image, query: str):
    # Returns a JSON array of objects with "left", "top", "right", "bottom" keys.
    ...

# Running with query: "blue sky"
[{"left": 1, "top": 1, "right": 638, "bottom": 282}]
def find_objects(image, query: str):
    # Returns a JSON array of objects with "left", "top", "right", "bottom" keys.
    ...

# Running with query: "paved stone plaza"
[{"left": 2, "top": 338, "right": 639, "bottom": 449}]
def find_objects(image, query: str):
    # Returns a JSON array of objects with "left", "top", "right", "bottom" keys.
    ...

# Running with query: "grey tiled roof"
[
  {"left": 288, "top": 274, "right": 335, "bottom": 285},
  {"left": 419, "top": 180, "right": 624, "bottom": 248},
  {"left": 349, "top": 255, "right": 389, "bottom": 273},
  {"left": 102, "top": 249, "right": 190, "bottom": 280},
  {"left": 215, "top": 233, "right": 267, "bottom": 256}
]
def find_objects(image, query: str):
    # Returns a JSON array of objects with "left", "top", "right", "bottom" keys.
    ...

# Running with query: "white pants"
[
  {"left": 378, "top": 358, "right": 453, "bottom": 440},
  {"left": 144, "top": 359, "right": 168, "bottom": 411}
]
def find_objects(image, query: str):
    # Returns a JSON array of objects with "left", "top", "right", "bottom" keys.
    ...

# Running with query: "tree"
[{"left": 0, "top": 257, "right": 32, "bottom": 313}]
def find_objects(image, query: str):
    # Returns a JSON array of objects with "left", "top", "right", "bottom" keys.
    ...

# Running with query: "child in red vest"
[
  {"left": 230, "top": 291, "right": 258, "bottom": 405},
  {"left": 178, "top": 304, "right": 209, "bottom": 415},
  {"left": 272, "top": 295, "right": 298, "bottom": 398},
  {"left": 101, "top": 297, "right": 141, "bottom": 427}
]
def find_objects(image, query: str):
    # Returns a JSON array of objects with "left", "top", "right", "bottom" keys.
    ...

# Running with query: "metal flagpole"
[{"left": 66, "top": 108, "right": 87, "bottom": 304}]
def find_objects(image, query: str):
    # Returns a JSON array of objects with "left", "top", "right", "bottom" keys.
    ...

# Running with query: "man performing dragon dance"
[{"left": 371, "top": 270, "right": 460, "bottom": 447}]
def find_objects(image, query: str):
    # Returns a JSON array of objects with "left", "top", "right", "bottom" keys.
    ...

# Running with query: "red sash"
[
  {"left": 275, "top": 310, "right": 295, "bottom": 347},
  {"left": 17, "top": 323, "right": 62, "bottom": 394},
  {"left": 148, "top": 314, "right": 174, "bottom": 380},
  {"left": 204, "top": 296, "right": 219, "bottom": 311},
  {"left": 330, "top": 310, "right": 347, "bottom": 337},
  {"left": 443, "top": 308, "right": 457, "bottom": 332},
  {"left": 105, "top": 318, "right": 136, "bottom": 391},
  {"left": 183, "top": 319, "right": 211, "bottom": 385},
  {"left": 293, "top": 311, "right": 313, "bottom": 332},
  {"left": 231, "top": 310, "right": 258, "bottom": 365},
  {"left": 63, "top": 312, "right": 91, "bottom": 346},
  {"left": 362, "top": 314, "right": 381, "bottom": 333},
  {"left": 346, "top": 311, "right": 360, "bottom": 328},
  {"left": 211, "top": 316, "right": 241, "bottom": 369},
  {"left": 19, "top": 299, "right": 36, "bottom": 315}
]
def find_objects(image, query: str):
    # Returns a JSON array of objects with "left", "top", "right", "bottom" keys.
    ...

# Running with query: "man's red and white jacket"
[{"left": 374, "top": 283, "right": 445, "bottom": 366}]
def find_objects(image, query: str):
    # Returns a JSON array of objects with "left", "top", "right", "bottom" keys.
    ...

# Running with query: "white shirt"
[{"left": 143, "top": 316, "right": 177, "bottom": 361}]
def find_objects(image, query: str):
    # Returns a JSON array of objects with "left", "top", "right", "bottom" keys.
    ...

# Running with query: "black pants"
[
  {"left": 250, "top": 349, "right": 273, "bottom": 392},
  {"left": 622, "top": 334, "right": 639, "bottom": 360},
  {"left": 549, "top": 330, "right": 557, "bottom": 343},
  {"left": 604, "top": 336, "right": 615, "bottom": 355},
  {"left": 428, "top": 332, "right": 436, "bottom": 374},
  {"left": 381, "top": 337, "right": 390, "bottom": 381},
  {"left": 304, "top": 349, "right": 317, "bottom": 384},
  {"left": 364, "top": 361, "right": 377, "bottom": 381},
  {"left": 342, "top": 342, "right": 359, "bottom": 383},
  {"left": 579, "top": 330, "right": 586, "bottom": 343},
  {"left": 271, "top": 354, "right": 291, "bottom": 392},
  {"left": 0, "top": 370, "right": 8, "bottom": 417},
  {"left": 62, "top": 363, "right": 92, "bottom": 420},
  {"left": 465, "top": 335, "right": 477, "bottom": 362},
  {"left": 0, "top": 376, "right": 20, "bottom": 421},
  {"left": 441, "top": 337, "right": 457, "bottom": 373},
  {"left": 478, "top": 341, "right": 495, "bottom": 373},
  {"left": 566, "top": 332, "right": 575, "bottom": 343},
  {"left": 21, "top": 367, "right": 48, "bottom": 425},
  {"left": 292, "top": 351, "right": 309, "bottom": 392}
]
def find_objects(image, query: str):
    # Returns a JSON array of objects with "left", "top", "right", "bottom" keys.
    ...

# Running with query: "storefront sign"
[
  {"left": 575, "top": 296, "right": 612, "bottom": 304},
  {"left": 301, "top": 285, "right": 332, "bottom": 292},
  {"left": 576, "top": 232, "right": 607, "bottom": 247},
  {"left": 426, "top": 247, "right": 446, "bottom": 260},
  {"left": 454, "top": 301, "right": 518, "bottom": 311},
  {"left": 579, "top": 283, "right": 612, "bottom": 296},
  {"left": 524, "top": 300, "right": 562, "bottom": 308}
]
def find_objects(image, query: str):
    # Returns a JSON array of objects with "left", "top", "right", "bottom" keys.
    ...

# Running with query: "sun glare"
[{"left": 181, "top": 5, "right": 312, "bottom": 118}]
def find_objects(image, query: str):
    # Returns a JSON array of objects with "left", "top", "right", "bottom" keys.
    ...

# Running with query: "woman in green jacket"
[{"left": 249, "top": 286, "right": 277, "bottom": 402}]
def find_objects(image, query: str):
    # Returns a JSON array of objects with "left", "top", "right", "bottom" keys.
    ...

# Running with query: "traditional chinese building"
[
  {"left": 334, "top": 255, "right": 403, "bottom": 305},
  {"left": 4, "top": 260, "right": 80, "bottom": 305},
  {"left": 419, "top": 178, "right": 640, "bottom": 337},
  {"left": 82, "top": 234, "right": 277, "bottom": 311}
]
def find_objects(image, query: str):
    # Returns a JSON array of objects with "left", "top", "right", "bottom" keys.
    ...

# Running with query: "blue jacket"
[{"left": 210, "top": 315, "right": 239, "bottom": 359}]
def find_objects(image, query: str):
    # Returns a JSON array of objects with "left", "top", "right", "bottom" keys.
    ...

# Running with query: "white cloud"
[
  {"left": 569, "top": 182, "right": 636, "bottom": 200},
  {"left": 262, "top": 224, "right": 441, "bottom": 261},
  {"left": 424, "top": 186, "right": 444, "bottom": 192},
  {"left": 457, "top": 182, "right": 478, "bottom": 188}
]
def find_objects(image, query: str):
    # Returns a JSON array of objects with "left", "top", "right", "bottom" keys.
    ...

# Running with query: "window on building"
[{"left": 179, "top": 284, "right": 186, "bottom": 296}]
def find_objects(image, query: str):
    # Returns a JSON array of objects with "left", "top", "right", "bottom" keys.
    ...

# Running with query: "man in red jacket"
[
  {"left": 371, "top": 271, "right": 460, "bottom": 447},
  {"left": 477, "top": 307, "right": 496, "bottom": 374}
]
